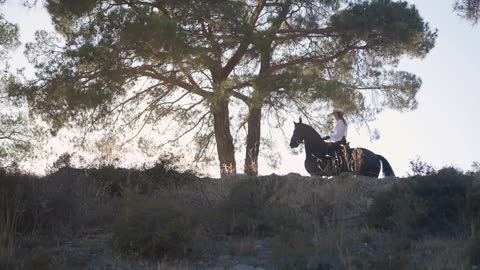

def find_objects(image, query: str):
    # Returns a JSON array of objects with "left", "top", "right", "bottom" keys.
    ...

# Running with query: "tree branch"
[
  {"left": 135, "top": 66, "right": 213, "bottom": 98},
  {"left": 162, "top": 111, "right": 210, "bottom": 145},
  {"left": 276, "top": 27, "right": 333, "bottom": 36},
  {"left": 221, "top": 0, "right": 266, "bottom": 80},
  {"left": 266, "top": 44, "right": 374, "bottom": 74}
]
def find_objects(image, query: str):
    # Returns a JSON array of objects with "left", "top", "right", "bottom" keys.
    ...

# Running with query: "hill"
[{"left": 1, "top": 163, "right": 479, "bottom": 269}]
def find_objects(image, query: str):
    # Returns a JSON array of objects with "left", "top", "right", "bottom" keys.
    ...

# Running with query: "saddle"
[
  {"left": 325, "top": 137, "right": 350, "bottom": 157},
  {"left": 315, "top": 136, "right": 352, "bottom": 176}
]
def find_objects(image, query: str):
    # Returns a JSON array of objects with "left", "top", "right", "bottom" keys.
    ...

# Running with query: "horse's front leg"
[
  {"left": 318, "top": 158, "right": 336, "bottom": 177},
  {"left": 305, "top": 158, "right": 322, "bottom": 176}
]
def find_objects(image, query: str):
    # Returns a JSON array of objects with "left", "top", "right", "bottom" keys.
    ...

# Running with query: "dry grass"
[
  {"left": 124, "top": 260, "right": 193, "bottom": 270},
  {"left": 0, "top": 187, "right": 21, "bottom": 269},
  {"left": 229, "top": 238, "right": 261, "bottom": 258},
  {"left": 409, "top": 239, "right": 469, "bottom": 270}
]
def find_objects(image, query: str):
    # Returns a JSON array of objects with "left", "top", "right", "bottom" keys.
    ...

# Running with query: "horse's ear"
[{"left": 299, "top": 117, "right": 302, "bottom": 124}]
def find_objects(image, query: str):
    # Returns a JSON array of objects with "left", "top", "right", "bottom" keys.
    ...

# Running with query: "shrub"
[
  {"left": 86, "top": 166, "right": 132, "bottom": 197},
  {"left": 367, "top": 168, "right": 473, "bottom": 237},
  {"left": 29, "top": 171, "right": 110, "bottom": 234},
  {"left": 271, "top": 230, "right": 329, "bottom": 270},
  {"left": 111, "top": 195, "right": 201, "bottom": 259},
  {"left": 23, "top": 248, "right": 53, "bottom": 270},
  {"left": 466, "top": 182, "right": 480, "bottom": 232},
  {"left": 220, "top": 177, "right": 304, "bottom": 237},
  {"left": 0, "top": 174, "right": 38, "bottom": 234},
  {"left": 142, "top": 160, "right": 198, "bottom": 190},
  {"left": 408, "top": 156, "right": 436, "bottom": 176},
  {"left": 367, "top": 182, "right": 423, "bottom": 237},
  {"left": 0, "top": 168, "right": 116, "bottom": 238},
  {"left": 468, "top": 233, "right": 480, "bottom": 267},
  {"left": 0, "top": 178, "right": 23, "bottom": 268},
  {"left": 85, "top": 156, "right": 199, "bottom": 197},
  {"left": 48, "top": 152, "right": 73, "bottom": 174},
  {"left": 361, "top": 236, "right": 410, "bottom": 270}
]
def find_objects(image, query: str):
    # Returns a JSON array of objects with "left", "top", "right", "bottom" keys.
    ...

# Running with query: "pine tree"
[
  {"left": 12, "top": 0, "right": 436, "bottom": 176},
  {"left": 0, "top": 9, "right": 44, "bottom": 169},
  {"left": 455, "top": 0, "right": 480, "bottom": 24}
]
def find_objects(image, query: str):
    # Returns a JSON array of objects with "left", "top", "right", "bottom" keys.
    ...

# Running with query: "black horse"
[{"left": 289, "top": 118, "right": 395, "bottom": 178}]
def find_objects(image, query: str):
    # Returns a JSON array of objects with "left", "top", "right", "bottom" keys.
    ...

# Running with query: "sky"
[{"left": 2, "top": 0, "right": 479, "bottom": 177}]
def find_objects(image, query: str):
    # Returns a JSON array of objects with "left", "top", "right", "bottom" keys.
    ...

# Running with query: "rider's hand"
[{"left": 323, "top": 136, "right": 330, "bottom": 140}]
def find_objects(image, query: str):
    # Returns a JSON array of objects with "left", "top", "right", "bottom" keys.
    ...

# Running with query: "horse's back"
[{"left": 351, "top": 147, "right": 381, "bottom": 177}]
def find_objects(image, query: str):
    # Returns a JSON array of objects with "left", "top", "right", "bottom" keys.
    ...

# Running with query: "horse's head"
[
  {"left": 290, "top": 117, "right": 307, "bottom": 148},
  {"left": 290, "top": 117, "right": 326, "bottom": 149}
]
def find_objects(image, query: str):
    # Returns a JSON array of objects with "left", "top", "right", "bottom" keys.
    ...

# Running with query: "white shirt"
[{"left": 328, "top": 120, "right": 348, "bottom": 142}]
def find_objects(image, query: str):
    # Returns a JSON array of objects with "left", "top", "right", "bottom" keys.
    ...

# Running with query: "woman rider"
[{"left": 323, "top": 108, "right": 348, "bottom": 144}]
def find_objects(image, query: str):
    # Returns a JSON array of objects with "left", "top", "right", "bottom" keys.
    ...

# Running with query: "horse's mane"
[{"left": 299, "top": 123, "right": 323, "bottom": 140}]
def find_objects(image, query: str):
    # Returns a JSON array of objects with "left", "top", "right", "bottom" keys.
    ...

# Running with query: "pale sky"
[{"left": 2, "top": 0, "right": 479, "bottom": 177}]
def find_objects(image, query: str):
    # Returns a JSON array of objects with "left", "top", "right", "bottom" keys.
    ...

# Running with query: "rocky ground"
[{"left": 36, "top": 231, "right": 272, "bottom": 270}]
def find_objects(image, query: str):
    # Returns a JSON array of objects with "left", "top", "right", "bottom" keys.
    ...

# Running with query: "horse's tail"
[{"left": 377, "top": 155, "right": 395, "bottom": 177}]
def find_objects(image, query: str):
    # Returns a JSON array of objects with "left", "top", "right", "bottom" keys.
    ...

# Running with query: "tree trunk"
[
  {"left": 212, "top": 100, "right": 237, "bottom": 177},
  {"left": 244, "top": 106, "right": 262, "bottom": 176}
]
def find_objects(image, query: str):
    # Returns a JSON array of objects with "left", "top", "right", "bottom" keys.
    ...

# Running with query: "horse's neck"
[{"left": 304, "top": 128, "right": 325, "bottom": 158}]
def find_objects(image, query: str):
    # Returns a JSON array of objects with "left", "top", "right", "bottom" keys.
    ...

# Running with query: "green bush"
[
  {"left": 367, "top": 168, "right": 473, "bottom": 237},
  {"left": 111, "top": 195, "right": 201, "bottom": 259}
]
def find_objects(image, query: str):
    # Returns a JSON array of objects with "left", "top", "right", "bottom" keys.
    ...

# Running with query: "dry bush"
[
  {"left": 0, "top": 175, "right": 37, "bottom": 269},
  {"left": 29, "top": 168, "right": 117, "bottom": 235},
  {"left": 367, "top": 167, "right": 474, "bottom": 238},
  {"left": 219, "top": 177, "right": 297, "bottom": 236},
  {"left": 228, "top": 238, "right": 259, "bottom": 258},
  {"left": 271, "top": 230, "right": 328, "bottom": 270},
  {"left": 111, "top": 194, "right": 204, "bottom": 260},
  {"left": 217, "top": 175, "right": 376, "bottom": 238},
  {"left": 23, "top": 248, "right": 53, "bottom": 270},
  {"left": 468, "top": 233, "right": 480, "bottom": 268},
  {"left": 5, "top": 162, "right": 476, "bottom": 269},
  {"left": 214, "top": 175, "right": 388, "bottom": 269},
  {"left": 0, "top": 168, "right": 117, "bottom": 245},
  {"left": 107, "top": 258, "right": 194, "bottom": 270},
  {"left": 409, "top": 156, "right": 436, "bottom": 176},
  {"left": 466, "top": 180, "right": 480, "bottom": 235},
  {"left": 409, "top": 239, "right": 468, "bottom": 270},
  {"left": 83, "top": 160, "right": 198, "bottom": 198}
]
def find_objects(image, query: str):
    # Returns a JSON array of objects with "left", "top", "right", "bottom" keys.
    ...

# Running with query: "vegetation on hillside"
[{"left": 1, "top": 157, "right": 480, "bottom": 269}]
